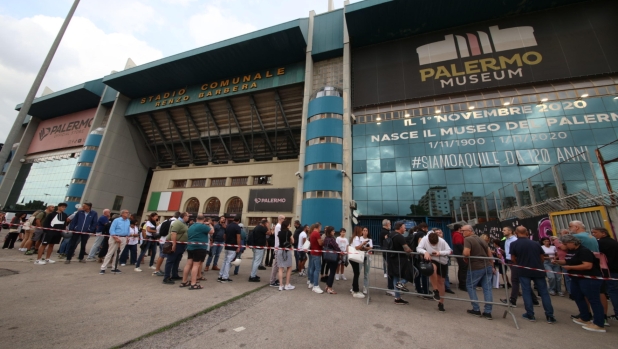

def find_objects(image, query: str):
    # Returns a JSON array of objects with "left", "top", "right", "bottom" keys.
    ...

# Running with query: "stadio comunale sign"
[{"left": 125, "top": 62, "right": 305, "bottom": 115}]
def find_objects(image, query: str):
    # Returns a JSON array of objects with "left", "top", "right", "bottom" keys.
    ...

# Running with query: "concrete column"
[
  {"left": 295, "top": 10, "right": 315, "bottom": 223},
  {"left": 341, "top": 6, "right": 353, "bottom": 233},
  {"left": 0, "top": 117, "right": 41, "bottom": 208}
]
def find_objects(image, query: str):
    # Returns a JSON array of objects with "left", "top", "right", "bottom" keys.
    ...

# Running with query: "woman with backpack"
[
  {"left": 417, "top": 231, "right": 452, "bottom": 312},
  {"left": 276, "top": 221, "right": 295, "bottom": 291}
]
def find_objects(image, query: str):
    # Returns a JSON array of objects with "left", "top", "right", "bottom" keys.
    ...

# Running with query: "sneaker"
[
  {"left": 363, "top": 287, "right": 367, "bottom": 295},
  {"left": 258, "top": 265, "right": 267, "bottom": 270},
  {"left": 312, "top": 286, "right": 324, "bottom": 294},
  {"left": 500, "top": 298, "right": 517, "bottom": 308},
  {"left": 308, "top": 283, "right": 314, "bottom": 289},
  {"left": 353, "top": 292, "right": 365, "bottom": 299},
  {"left": 34, "top": 259, "right": 46, "bottom": 265},
  {"left": 279, "top": 286, "right": 283, "bottom": 291},
  {"left": 386, "top": 291, "right": 395, "bottom": 297},
  {"left": 64, "top": 260, "right": 71, "bottom": 264},
  {"left": 86, "top": 258, "right": 96, "bottom": 262},
  {"left": 438, "top": 303, "right": 445, "bottom": 312},
  {"left": 475, "top": 287, "right": 482, "bottom": 291},
  {"left": 45, "top": 259, "right": 55, "bottom": 264},
  {"left": 335, "top": 274, "right": 340, "bottom": 281},
  {"left": 394, "top": 298, "right": 409, "bottom": 305},
  {"left": 149, "top": 266, "right": 156, "bottom": 270},
  {"left": 558, "top": 292, "right": 565, "bottom": 297},
  {"left": 24, "top": 250, "right": 34, "bottom": 255},
  {"left": 58, "top": 254, "right": 66, "bottom": 260},
  {"left": 573, "top": 318, "right": 591, "bottom": 326},
  {"left": 99, "top": 270, "right": 105, "bottom": 275},
  {"left": 608, "top": 315, "right": 618, "bottom": 321},
  {"left": 153, "top": 271, "right": 164, "bottom": 276},
  {"left": 341, "top": 275, "right": 347, "bottom": 281},
  {"left": 395, "top": 282, "right": 409, "bottom": 292},
  {"left": 523, "top": 314, "right": 536, "bottom": 322},
  {"left": 604, "top": 317, "right": 610, "bottom": 327},
  {"left": 433, "top": 289, "right": 441, "bottom": 301},
  {"left": 248, "top": 276, "right": 260, "bottom": 282},
  {"left": 384, "top": 273, "right": 388, "bottom": 278},
  {"left": 549, "top": 291, "right": 556, "bottom": 296},
  {"left": 445, "top": 289, "right": 455, "bottom": 294},
  {"left": 482, "top": 312, "right": 493, "bottom": 320},
  {"left": 78, "top": 260, "right": 86, "bottom": 263},
  {"left": 120, "top": 264, "right": 126, "bottom": 266},
  {"left": 163, "top": 278, "right": 175, "bottom": 284},
  {"left": 546, "top": 316, "right": 557, "bottom": 324},
  {"left": 582, "top": 323, "right": 606, "bottom": 333},
  {"left": 467, "top": 309, "right": 482, "bottom": 317},
  {"left": 284, "top": 284, "right": 295, "bottom": 290},
  {"left": 307, "top": 280, "right": 311, "bottom": 285},
  {"left": 111, "top": 269, "right": 121, "bottom": 274},
  {"left": 134, "top": 268, "right": 142, "bottom": 272},
  {"left": 570, "top": 314, "right": 581, "bottom": 319},
  {"left": 270, "top": 282, "right": 280, "bottom": 287}
]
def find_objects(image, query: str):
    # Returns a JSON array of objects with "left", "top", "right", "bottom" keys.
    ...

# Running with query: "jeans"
[
  {"left": 382, "top": 253, "right": 388, "bottom": 274},
  {"left": 543, "top": 261, "right": 562, "bottom": 294},
  {"left": 571, "top": 277, "right": 605, "bottom": 327},
  {"left": 308, "top": 254, "right": 321, "bottom": 286},
  {"left": 164, "top": 244, "right": 187, "bottom": 279},
  {"left": 520, "top": 276, "right": 554, "bottom": 318},
  {"left": 136, "top": 241, "right": 157, "bottom": 268},
  {"left": 120, "top": 244, "right": 137, "bottom": 265},
  {"left": 58, "top": 238, "right": 71, "bottom": 254},
  {"left": 456, "top": 256, "right": 468, "bottom": 288},
  {"left": 607, "top": 272, "right": 618, "bottom": 316},
  {"left": 251, "top": 248, "right": 265, "bottom": 278},
  {"left": 466, "top": 266, "right": 493, "bottom": 314},
  {"left": 67, "top": 233, "right": 90, "bottom": 261},
  {"left": 234, "top": 250, "right": 243, "bottom": 274},
  {"left": 561, "top": 267, "right": 572, "bottom": 294},
  {"left": 508, "top": 261, "right": 538, "bottom": 302},
  {"left": 294, "top": 250, "right": 300, "bottom": 271},
  {"left": 351, "top": 261, "right": 361, "bottom": 292},
  {"left": 363, "top": 256, "right": 370, "bottom": 289},
  {"left": 445, "top": 274, "right": 451, "bottom": 290},
  {"left": 88, "top": 235, "right": 105, "bottom": 259},
  {"left": 206, "top": 244, "right": 223, "bottom": 267},
  {"left": 392, "top": 276, "right": 407, "bottom": 299},
  {"left": 219, "top": 250, "right": 237, "bottom": 280}
]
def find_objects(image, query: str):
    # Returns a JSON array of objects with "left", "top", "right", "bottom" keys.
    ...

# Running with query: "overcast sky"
[{"left": 0, "top": 0, "right": 360, "bottom": 143}]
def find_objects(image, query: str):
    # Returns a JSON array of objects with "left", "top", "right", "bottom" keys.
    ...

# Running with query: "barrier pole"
[{"left": 501, "top": 261, "right": 519, "bottom": 329}]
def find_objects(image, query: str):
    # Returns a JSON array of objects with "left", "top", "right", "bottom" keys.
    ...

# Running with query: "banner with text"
[{"left": 247, "top": 188, "right": 295, "bottom": 212}]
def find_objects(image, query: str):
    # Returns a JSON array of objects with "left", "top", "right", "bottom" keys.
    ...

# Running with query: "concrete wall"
[{"left": 145, "top": 159, "right": 300, "bottom": 226}]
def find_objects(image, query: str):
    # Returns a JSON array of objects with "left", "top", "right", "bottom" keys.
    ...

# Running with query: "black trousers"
[
  {"left": 456, "top": 257, "right": 468, "bottom": 288},
  {"left": 508, "top": 261, "right": 538, "bottom": 302},
  {"left": 325, "top": 260, "right": 338, "bottom": 288},
  {"left": 321, "top": 256, "right": 328, "bottom": 275},
  {"left": 2, "top": 232, "right": 19, "bottom": 249},
  {"left": 67, "top": 233, "right": 90, "bottom": 261},
  {"left": 98, "top": 236, "right": 110, "bottom": 258},
  {"left": 351, "top": 261, "right": 361, "bottom": 292}
]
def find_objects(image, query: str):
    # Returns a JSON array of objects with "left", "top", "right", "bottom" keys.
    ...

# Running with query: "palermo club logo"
[
  {"left": 254, "top": 198, "right": 286, "bottom": 204},
  {"left": 416, "top": 25, "right": 538, "bottom": 65},
  {"left": 39, "top": 127, "right": 51, "bottom": 141}
]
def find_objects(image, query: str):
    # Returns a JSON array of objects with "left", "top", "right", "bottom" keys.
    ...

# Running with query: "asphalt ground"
[{"left": 0, "top": 241, "right": 617, "bottom": 349}]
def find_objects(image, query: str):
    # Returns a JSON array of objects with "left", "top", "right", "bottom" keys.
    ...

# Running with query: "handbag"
[
  {"left": 162, "top": 241, "right": 173, "bottom": 254},
  {"left": 322, "top": 239, "right": 339, "bottom": 262},
  {"left": 302, "top": 239, "right": 310, "bottom": 250},
  {"left": 348, "top": 245, "right": 365, "bottom": 264},
  {"left": 419, "top": 259, "right": 434, "bottom": 277}
]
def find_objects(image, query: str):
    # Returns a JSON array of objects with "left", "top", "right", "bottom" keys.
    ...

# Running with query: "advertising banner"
[
  {"left": 352, "top": 0, "right": 618, "bottom": 107},
  {"left": 247, "top": 188, "right": 295, "bottom": 212},
  {"left": 26, "top": 109, "right": 95, "bottom": 155},
  {"left": 501, "top": 215, "right": 553, "bottom": 241}
]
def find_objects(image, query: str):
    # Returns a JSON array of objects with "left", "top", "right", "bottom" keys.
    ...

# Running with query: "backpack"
[
  {"left": 383, "top": 232, "right": 395, "bottom": 251},
  {"left": 159, "top": 219, "right": 173, "bottom": 237}
]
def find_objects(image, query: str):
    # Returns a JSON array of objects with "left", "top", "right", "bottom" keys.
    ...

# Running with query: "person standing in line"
[
  {"left": 19, "top": 210, "right": 39, "bottom": 252},
  {"left": 551, "top": 229, "right": 572, "bottom": 296},
  {"left": 120, "top": 220, "right": 140, "bottom": 266},
  {"left": 322, "top": 226, "right": 341, "bottom": 294},
  {"left": 99, "top": 210, "right": 130, "bottom": 274},
  {"left": 434, "top": 228, "right": 456, "bottom": 294},
  {"left": 292, "top": 220, "right": 302, "bottom": 272},
  {"left": 569, "top": 221, "right": 599, "bottom": 252},
  {"left": 269, "top": 215, "right": 285, "bottom": 287},
  {"left": 591, "top": 227, "right": 618, "bottom": 322},
  {"left": 24, "top": 205, "right": 54, "bottom": 255},
  {"left": 2, "top": 213, "right": 24, "bottom": 249},
  {"left": 358, "top": 227, "right": 373, "bottom": 294},
  {"left": 296, "top": 225, "right": 308, "bottom": 276},
  {"left": 451, "top": 224, "right": 467, "bottom": 291},
  {"left": 388, "top": 221, "right": 412, "bottom": 305},
  {"left": 249, "top": 219, "right": 269, "bottom": 282},
  {"left": 276, "top": 220, "right": 295, "bottom": 291},
  {"left": 233, "top": 223, "right": 247, "bottom": 276},
  {"left": 380, "top": 219, "right": 391, "bottom": 279},
  {"left": 417, "top": 231, "right": 452, "bottom": 312},
  {"left": 152, "top": 212, "right": 179, "bottom": 276},
  {"left": 65, "top": 203, "right": 98, "bottom": 264},
  {"left": 510, "top": 226, "right": 557, "bottom": 324},
  {"left": 180, "top": 215, "right": 213, "bottom": 289},
  {"left": 410, "top": 223, "right": 430, "bottom": 297},
  {"left": 35, "top": 204, "right": 68, "bottom": 265},
  {"left": 349, "top": 226, "right": 370, "bottom": 299},
  {"left": 218, "top": 216, "right": 241, "bottom": 283},
  {"left": 554, "top": 234, "right": 606, "bottom": 332},
  {"left": 86, "top": 209, "right": 110, "bottom": 261},
  {"left": 308, "top": 223, "right": 324, "bottom": 294},
  {"left": 265, "top": 219, "right": 275, "bottom": 268},
  {"left": 335, "top": 228, "right": 348, "bottom": 281},
  {"left": 501, "top": 226, "right": 539, "bottom": 307},
  {"left": 541, "top": 237, "right": 562, "bottom": 296},
  {"left": 462, "top": 224, "right": 494, "bottom": 320},
  {"left": 135, "top": 212, "right": 159, "bottom": 272},
  {"left": 163, "top": 212, "right": 189, "bottom": 284},
  {"left": 204, "top": 217, "right": 226, "bottom": 272}
]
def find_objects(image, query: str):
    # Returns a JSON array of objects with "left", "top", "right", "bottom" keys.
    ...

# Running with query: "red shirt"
[
  {"left": 452, "top": 231, "right": 464, "bottom": 245},
  {"left": 309, "top": 230, "right": 322, "bottom": 256}
]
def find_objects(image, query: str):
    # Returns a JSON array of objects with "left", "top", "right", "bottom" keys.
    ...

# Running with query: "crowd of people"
[{"left": 1, "top": 207, "right": 617, "bottom": 333}]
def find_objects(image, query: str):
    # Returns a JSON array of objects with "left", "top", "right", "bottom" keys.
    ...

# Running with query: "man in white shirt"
[{"left": 269, "top": 215, "right": 285, "bottom": 287}]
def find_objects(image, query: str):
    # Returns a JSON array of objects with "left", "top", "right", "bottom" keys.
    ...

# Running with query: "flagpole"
[{"left": 0, "top": 0, "right": 80, "bottom": 170}]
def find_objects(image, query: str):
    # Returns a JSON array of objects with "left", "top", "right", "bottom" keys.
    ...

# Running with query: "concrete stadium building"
[{"left": 1, "top": 0, "right": 618, "bottom": 235}]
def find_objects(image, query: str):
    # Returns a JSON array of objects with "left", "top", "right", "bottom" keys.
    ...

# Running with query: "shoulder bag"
[
  {"left": 323, "top": 239, "right": 339, "bottom": 262},
  {"left": 302, "top": 238, "right": 310, "bottom": 251},
  {"left": 348, "top": 245, "right": 365, "bottom": 264}
]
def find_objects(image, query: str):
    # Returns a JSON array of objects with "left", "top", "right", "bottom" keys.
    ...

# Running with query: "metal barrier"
[{"left": 365, "top": 249, "right": 519, "bottom": 329}]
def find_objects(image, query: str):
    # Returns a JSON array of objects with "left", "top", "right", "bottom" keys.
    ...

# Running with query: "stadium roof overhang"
[
  {"left": 103, "top": 18, "right": 309, "bottom": 99},
  {"left": 15, "top": 78, "right": 105, "bottom": 120},
  {"left": 344, "top": 0, "right": 589, "bottom": 48}
]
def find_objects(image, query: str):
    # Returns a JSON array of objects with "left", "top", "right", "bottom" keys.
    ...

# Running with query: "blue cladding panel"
[
  {"left": 306, "top": 119, "right": 343, "bottom": 139},
  {"left": 66, "top": 183, "right": 85, "bottom": 197},
  {"left": 303, "top": 170, "right": 343, "bottom": 192},
  {"left": 305, "top": 144, "right": 343, "bottom": 165},
  {"left": 72, "top": 166, "right": 91, "bottom": 180},
  {"left": 64, "top": 201, "right": 81, "bottom": 215},
  {"left": 312, "top": 9, "right": 344, "bottom": 60},
  {"left": 302, "top": 199, "right": 342, "bottom": 229},
  {"left": 78, "top": 150, "right": 98, "bottom": 163},
  {"left": 308, "top": 96, "right": 343, "bottom": 117},
  {"left": 85, "top": 134, "right": 103, "bottom": 147}
]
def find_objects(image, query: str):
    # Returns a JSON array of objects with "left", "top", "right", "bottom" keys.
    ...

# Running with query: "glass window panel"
[
  {"left": 380, "top": 146, "right": 394, "bottom": 159},
  {"left": 353, "top": 173, "right": 367, "bottom": 187},
  {"left": 380, "top": 158, "right": 396, "bottom": 172},
  {"left": 366, "top": 147, "right": 380, "bottom": 159},
  {"left": 366, "top": 172, "right": 382, "bottom": 187},
  {"left": 411, "top": 170, "right": 429, "bottom": 185},
  {"left": 367, "top": 160, "right": 381, "bottom": 173},
  {"left": 445, "top": 169, "right": 464, "bottom": 184},
  {"left": 382, "top": 201, "right": 398, "bottom": 215},
  {"left": 396, "top": 171, "right": 412, "bottom": 186}
]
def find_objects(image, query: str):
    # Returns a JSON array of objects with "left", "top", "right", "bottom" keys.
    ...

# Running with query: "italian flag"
[{"left": 148, "top": 192, "right": 183, "bottom": 211}]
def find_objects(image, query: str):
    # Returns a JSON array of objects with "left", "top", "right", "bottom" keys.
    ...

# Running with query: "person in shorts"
[
  {"left": 417, "top": 231, "right": 452, "bottom": 312},
  {"left": 180, "top": 215, "right": 212, "bottom": 289},
  {"left": 35, "top": 203, "right": 67, "bottom": 265},
  {"left": 25, "top": 205, "right": 54, "bottom": 255}
]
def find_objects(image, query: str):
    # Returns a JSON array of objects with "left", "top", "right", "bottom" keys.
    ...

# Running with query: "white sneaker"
[
  {"left": 353, "top": 292, "right": 366, "bottom": 298},
  {"left": 149, "top": 266, "right": 156, "bottom": 270},
  {"left": 308, "top": 283, "right": 314, "bottom": 289},
  {"left": 120, "top": 264, "right": 126, "bottom": 266},
  {"left": 285, "top": 284, "right": 295, "bottom": 290},
  {"left": 18, "top": 248, "right": 25, "bottom": 252},
  {"left": 384, "top": 273, "right": 388, "bottom": 278},
  {"left": 86, "top": 258, "right": 96, "bottom": 262},
  {"left": 386, "top": 290, "right": 395, "bottom": 296},
  {"left": 341, "top": 275, "right": 347, "bottom": 281},
  {"left": 363, "top": 287, "right": 367, "bottom": 294},
  {"left": 134, "top": 268, "right": 142, "bottom": 272},
  {"left": 34, "top": 259, "right": 46, "bottom": 265},
  {"left": 335, "top": 274, "right": 340, "bottom": 281},
  {"left": 350, "top": 288, "right": 354, "bottom": 293},
  {"left": 45, "top": 259, "right": 55, "bottom": 264},
  {"left": 312, "top": 286, "right": 324, "bottom": 294},
  {"left": 279, "top": 286, "right": 283, "bottom": 291},
  {"left": 307, "top": 280, "right": 311, "bottom": 285}
]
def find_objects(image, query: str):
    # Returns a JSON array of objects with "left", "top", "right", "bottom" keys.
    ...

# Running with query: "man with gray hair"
[
  {"left": 462, "top": 224, "right": 494, "bottom": 320},
  {"left": 568, "top": 220, "right": 599, "bottom": 252},
  {"left": 100, "top": 210, "right": 130, "bottom": 274}
]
